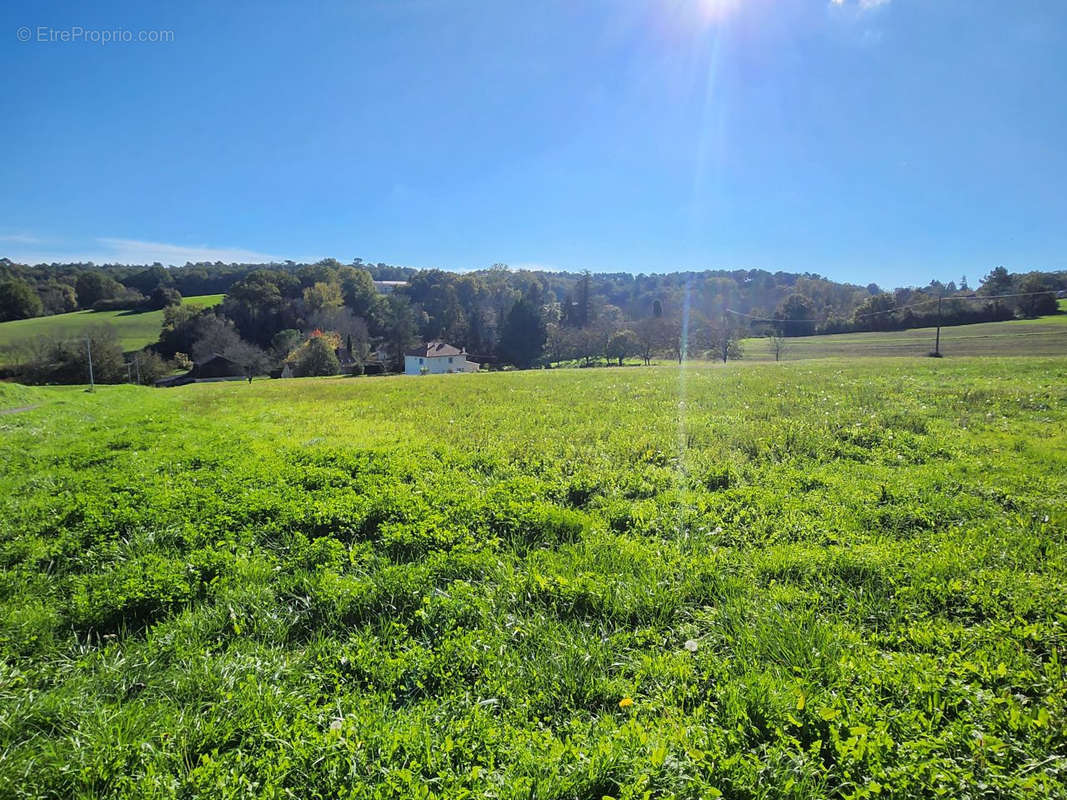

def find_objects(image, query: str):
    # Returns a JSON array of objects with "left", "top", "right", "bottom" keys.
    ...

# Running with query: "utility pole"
[
  {"left": 86, "top": 336, "right": 95, "bottom": 391},
  {"left": 721, "top": 310, "right": 729, "bottom": 363},
  {"left": 933, "top": 294, "right": 943, "bottom": 357},
  {"left": 134, "top": 354, "right": 141, "bottom": 385}
]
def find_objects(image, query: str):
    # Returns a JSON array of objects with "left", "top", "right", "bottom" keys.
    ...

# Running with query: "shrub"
[
  {"left": 91, "top": 289, "right": 145, "bottom": 311},
  {"left": 146, "top": 286, "right": 182, "bottom": 310},
  {"left": 17, "top": 324, "right": 127, "bottom": 384},
  {"left": 131, "top": 348, "right": 172, "bottom": 384}
]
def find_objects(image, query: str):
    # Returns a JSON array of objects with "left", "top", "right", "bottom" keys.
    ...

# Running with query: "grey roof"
[
  {"left": 405, "top": 341, "right": 464, "bottom": 358},
  {"left": 194, "top": 353, "right": 239, "bottom": 367}
]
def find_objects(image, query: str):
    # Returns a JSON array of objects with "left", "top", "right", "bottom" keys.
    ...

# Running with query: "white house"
[
  {"left": 404, "top": 342, "right": 479, "bottom": 375},
  {"left": 373, "top": 280, "right": 408, "bottom": 294}
]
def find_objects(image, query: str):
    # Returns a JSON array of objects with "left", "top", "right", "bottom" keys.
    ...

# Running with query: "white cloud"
[
  {"left": 1, "top": 236, "right": 281, "bottom": 266},
  {"left": 0, "top": 233, "right": 43, "bottom": 245},
  {"left": 96, "top": 238, "right": 279, "bottom": 265},
  {"left": 831, "top": 0, "right": 890, "bottom": 8}
]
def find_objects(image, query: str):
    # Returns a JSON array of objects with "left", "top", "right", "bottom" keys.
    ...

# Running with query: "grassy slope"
[
  {"left": 0, "top": 382, "right": 45, "bottom": 410},
  {"left": 742, "top": 313, "right": 1067, "bottom": 360},
  {"left": 0, "top": 294, "right": 224, "bottom": 357},
  {"left": 1, "top": 360, "right": 1065, "bottom": 798}
]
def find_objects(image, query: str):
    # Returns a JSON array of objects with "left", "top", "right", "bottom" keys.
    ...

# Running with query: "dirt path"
[{"left": 0, "top": 404, "right": 40, "bottom": 415}]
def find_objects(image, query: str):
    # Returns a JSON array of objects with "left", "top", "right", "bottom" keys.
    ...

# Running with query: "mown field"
[
  {"left": 741, "top": 314, "right": 1067, "bottom": 361},
  {"left": 0, "top": 294, "right": 224, "bottom": 360},
  {"left": 1, "top": 359, "right": 1065, "bottom": 799}
]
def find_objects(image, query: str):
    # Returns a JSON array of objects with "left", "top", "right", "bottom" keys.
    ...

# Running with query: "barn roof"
[{"left": 194, "top": 353, "right": 241, "bottom": 367}]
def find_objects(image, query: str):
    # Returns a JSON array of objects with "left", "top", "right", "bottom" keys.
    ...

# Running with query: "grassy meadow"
[
  {"left": 1, "top": 359, "right": 1065, "bottom": 798},
  {"left": 741, "top": 313, "right": 1067, "bottom": 361},
  {"left": 0, "top": 294, "right": 224, "bottom": 361}
]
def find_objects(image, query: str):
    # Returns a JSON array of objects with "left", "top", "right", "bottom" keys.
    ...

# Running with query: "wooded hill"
[{"left": 1, "top": 257, "right": 1063, "bottom": 381}]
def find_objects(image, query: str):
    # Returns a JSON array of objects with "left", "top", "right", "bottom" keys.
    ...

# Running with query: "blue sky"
[{"left": 1, "top": 0, "right": 1064, "bottom": 288}]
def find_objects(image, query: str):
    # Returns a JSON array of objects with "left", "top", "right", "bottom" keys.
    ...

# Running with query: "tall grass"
[{"left": 0, "top": 358, "right": 1065, "bottom": 798}]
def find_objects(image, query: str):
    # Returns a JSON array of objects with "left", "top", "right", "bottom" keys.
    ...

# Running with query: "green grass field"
[
  {"left": 741, "top": 313, "right": 1067, "bottom": 361},
  {"left": 1, "top": 360, "right": 1065, "bottom": 798},
  {"left": 0, "top": 294, "right": 224, "bottom": 359}
]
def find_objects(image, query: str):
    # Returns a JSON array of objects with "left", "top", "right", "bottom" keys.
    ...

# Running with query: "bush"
[
  {"left": 17, "top": 325, "right": 127, "bottom": 384},
  {"left": 91, "top": 288, "right": 145, "bottom": 311},
  {"left": 131, "top": 348, "right": 173, "bottom": 384},
  {"left": 146, "top": 286, "right": 182, "bottom": 310}
]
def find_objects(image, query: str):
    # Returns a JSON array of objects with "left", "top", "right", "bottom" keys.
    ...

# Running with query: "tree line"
[{"left": 0, "top": 256, "right": 1062, "bottom": 384}]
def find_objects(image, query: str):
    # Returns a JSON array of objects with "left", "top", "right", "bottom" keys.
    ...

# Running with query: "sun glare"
[{"left": 696, "top": 0, "right": 743, "bottom": 23}]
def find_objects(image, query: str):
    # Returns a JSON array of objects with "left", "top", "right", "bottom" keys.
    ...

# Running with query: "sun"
[
  {"left": 695, "top": 0, "right": 744, "bottom": 23},
  {"left": 656, "top": 0, "right": 748, "bottom": 35}
]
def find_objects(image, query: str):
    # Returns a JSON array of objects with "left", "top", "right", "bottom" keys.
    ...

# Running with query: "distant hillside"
[
  {"left": 741, "top": 313, "right": 1067, "bottom": 361},
  {"left": 0, "top": 294, "right": 223, "bottom": 362},
  {"left": 1, "top": 256, "right": 1063, "bottom": 381}
]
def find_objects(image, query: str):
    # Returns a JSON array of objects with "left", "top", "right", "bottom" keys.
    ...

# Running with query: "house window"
[
  {"left": 419, "top": 358, "right": 424, "bottom": 364},
  {"left": 449, "top": 357, "right": 453, "bottom": 363}
]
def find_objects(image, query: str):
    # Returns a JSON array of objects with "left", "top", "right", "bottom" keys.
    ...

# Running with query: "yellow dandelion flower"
[{"left": 619, "top": 697, "right": 634, "bottom": 709}]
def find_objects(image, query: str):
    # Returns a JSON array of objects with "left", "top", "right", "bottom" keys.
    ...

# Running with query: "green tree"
[
  {"left": 635, "top": 316, "right": 669, "bottom": 365},
  {"left": 606, "top": 329, "right": 638, "bottom": 366},
  {"left": 221, "top": 273, "right": 287, "bottom": 346},
  {"left": 980, "top": 266, "right": 1014, "bottom": 318},
  {"left": 545, "top": 323, "right": 578, "bottom": 366},
  {"left": 774, "top": 294, "right": 816, "bottom": 337},
  {"left": 147, "top": 286, "right": 182, "bottom": 310},
  {"left": 498, "top": 298, "right": 546, "bottom": 369},
  {"left": 74, "top": 272, "right": 124, "bottom": 308},
  {"left": 131, "top": 348, "right": 172, "bottom": 384},
  {"left": 157, "top": 305, "right": 211, "bottom": 358},
  {"left": 295, "top": 336, "right": 340, "bottom": 377},
  {"left": 302, "top": 281, "right": 344, "bottom": 315},
  {"left": 565, "top": 270, "right": 594, "bottom": 328},
  {"left": 852, "top": 293, "right": 897, "bottom": 331},
  {"left": 125, "top": 266, "right": 173, "bottom": 295},
  {"left": 707, "top": 322, "right": 744, "bottom": 363},
  {"left": 298, "top": 260, "right": 342, "bottom": 287},
  {"left": 1017, "top": 274, "right": 1058, "bottom": 317},
  {"left": 39, "top": 281, "right": 78, "bottom": 315},
  {"left": 270, "top": 329, "right": 304, "bottom": 358},
  {"left": 979, "top": 266, "right": 1012, "bottom": 296},
  {"left": 380, "top": 294, "right": 419, "bottom": 371},
  {"left": 338, "top": 266, "right": 378, "bottom": 318},
  {"left": 0, "top": 278, "right": 43, "bottom": 321}
]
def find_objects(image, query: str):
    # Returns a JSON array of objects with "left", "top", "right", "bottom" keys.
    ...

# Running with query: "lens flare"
[{"left": 696, "top": 0, "right": 743, "bottom": 23}]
